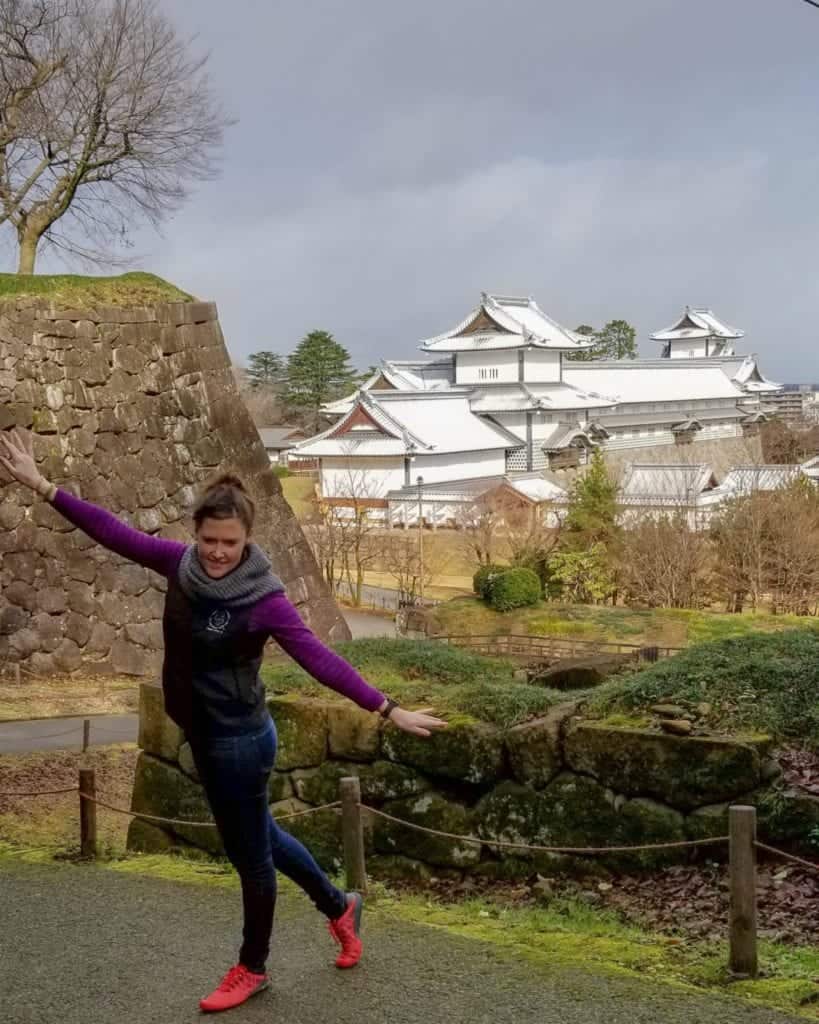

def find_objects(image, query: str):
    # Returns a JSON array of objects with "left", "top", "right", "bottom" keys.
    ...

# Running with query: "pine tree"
[
  {"left": 285, "top": 330, "right": 356, "bottom": 428},
  {"left": 563, "top": 449, "right": 619, "bottom": 543},
  {"left": 246, "top": 351, "right": 285, "bottom": 389}
]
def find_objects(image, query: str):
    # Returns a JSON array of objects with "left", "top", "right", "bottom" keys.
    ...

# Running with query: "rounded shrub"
[
  {"left": 487, "top": 567, "right": 542, "bottom": 612},
  {"left": 473, "top": 563, "right": 505, "bottom": 600}
]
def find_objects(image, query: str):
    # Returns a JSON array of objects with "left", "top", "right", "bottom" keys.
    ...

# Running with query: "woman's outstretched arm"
[
  {"left": 0, "top": 429, "right": 185, "bottom": 577},
  {"left": 256, "top": 592, "right": 447, "bottom": 737}
]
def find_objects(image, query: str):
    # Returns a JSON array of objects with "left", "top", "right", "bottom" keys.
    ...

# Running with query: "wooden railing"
[{"left": 429, "top": 633, "right": 681, "bottom": 663}]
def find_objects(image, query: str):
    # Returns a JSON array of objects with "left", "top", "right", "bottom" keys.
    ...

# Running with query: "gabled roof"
[
  {"left": 420, "top": 293, "right": 594, "bottom": 353},
  {"left": 619, "top": 463, "right": 718, "bottom": 504},
  {"left": 294, "top": 391, "right": 522, "bottom": 458},
  {"left": 671, "top": 417, "right": 703, "bottom": 433},
  {"left": 729, "top": 356, "right": 783, "bottom": 393},
  {"left": 651, "top": 308, "right": 744, "bottom": 343},
  {"left": 540, "top": 423, "right": 598, "bottom": 452},
  {"left": 716, "top": 465, "right": 803, "bottom": 496},
  {"left": 384, "top": 471, "right": 567, "bottom": 505},
  {"left": 322, "top": 358, "right": 458, "bottom": 415},
  {"left": 257, "top": 426, "right": 304, "bottom": 448}
]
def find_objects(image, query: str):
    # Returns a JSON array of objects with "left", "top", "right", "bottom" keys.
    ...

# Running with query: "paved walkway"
[
  {"left": 0, "top": 713, "right": 138, "bottom": 754},
  {"left": 0, "top": 859, "right": 800, "bottom": 1023}
]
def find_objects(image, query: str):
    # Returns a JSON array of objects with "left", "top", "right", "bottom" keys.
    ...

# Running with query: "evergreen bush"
[{"left": 487, "top": 568, "right": 542, "bottom": 612}]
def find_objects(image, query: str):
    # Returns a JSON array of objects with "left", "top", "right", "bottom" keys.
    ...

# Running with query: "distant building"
[
  {"left": 764, "top": 389, "right": 808, "bottom": 421},
  {"left": 650, "top": 307, "right": 743, "bottom": 359},
  {"left": 292, "top": 293, "right": 782, "bottom": 521},
  {"left": 257, "top": 426, "right": 307, "bottom": 466}
]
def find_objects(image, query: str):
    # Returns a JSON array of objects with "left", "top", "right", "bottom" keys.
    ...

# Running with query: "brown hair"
[{"left": 193, "top": 473, "right": 255, "bottom": 533}]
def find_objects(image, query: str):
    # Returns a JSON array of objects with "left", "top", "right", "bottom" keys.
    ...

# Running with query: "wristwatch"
[{"left": 379, "top": 698, "right": 399, "bottom": 720}]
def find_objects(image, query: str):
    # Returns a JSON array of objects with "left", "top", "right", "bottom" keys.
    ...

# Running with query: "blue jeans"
[{"left": 190, "top": 714, "right": 346, "bottom": 972}]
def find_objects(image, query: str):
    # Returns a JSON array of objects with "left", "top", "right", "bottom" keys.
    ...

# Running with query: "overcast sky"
[{"left": 53, "top": 1, "right": 819, "bottom": 381}]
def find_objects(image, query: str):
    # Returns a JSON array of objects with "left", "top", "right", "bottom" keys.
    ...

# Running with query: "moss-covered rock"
[
  {"left": 267, "top": 696, "right": 329, "bottom": 770},
  {"left": 505, "top": 702, "right": 576, "bottom": 789},
  {"left": 129, "top": 752, "right": 222, "bottom": 855},
  {"left": 292, "top": 759, "right": 429, "bottom": 806},
  {"left": 564, "top": 721, "right": 767, "bottom": 810},
  {"left": 382, "top": 720, "right": 504, "bottom": 785},
  {"left": 327, "top": 704, "right": 381, "bottom": 761},
  {"left": 138, "top": 682, "right": 183, "bottom": 762},
  {"left": 372, "top": 792, "right": 481, "bottom": 868},
  {"left": 366, "top": 854, "right": 436, "bottom": 882},
  {"left": 178, "top": 741, "right": 198, "bottom": 781},
  {"left": 685, "top": 801, "right": 732, "bottom": 842},
  {"left": 269, "top": 771, "right": 293, "bottom": 804},
  {"left": 126, "top": 817, "right": 177, "bottom": 853},
  {"left": 475, "top": 773, "right": 686, "bottom": 869},
  {"left": 756, "top": 787, "right": 819, "bottom": 847}
]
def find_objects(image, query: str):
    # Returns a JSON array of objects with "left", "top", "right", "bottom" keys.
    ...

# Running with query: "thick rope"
[
  {"left": 360, "top": 804, "right": 729, "bottom": 854},
  {"left": 77, "top": 792, "right": 342, "bottom": 829},
  {"left": 754, "top": 840, "right": 819, "bottom": 873}
]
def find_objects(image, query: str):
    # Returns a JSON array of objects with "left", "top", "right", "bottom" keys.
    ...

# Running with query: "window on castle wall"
[{"left": 478, "top": 368, "right": 499, "bottom": 381}]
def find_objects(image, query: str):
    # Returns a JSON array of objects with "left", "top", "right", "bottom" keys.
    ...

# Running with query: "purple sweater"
[{"left": 51, "top": 489, "right": 385, "bottom": 712}]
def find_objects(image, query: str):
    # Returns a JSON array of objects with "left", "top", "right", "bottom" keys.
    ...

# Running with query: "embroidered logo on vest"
[{"left": 207, "top": 608, "right": 231, "bottom": 634}]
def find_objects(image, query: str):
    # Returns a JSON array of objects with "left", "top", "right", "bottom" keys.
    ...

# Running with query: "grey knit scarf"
[{"left": 177, "top": 542, "right": 285, "bottom": 608}]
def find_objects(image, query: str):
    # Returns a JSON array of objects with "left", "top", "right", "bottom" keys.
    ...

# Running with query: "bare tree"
[
  {"left": 456, "top": 491, "right": 506, "bottom": 566},
  {"left": 619, "top": 512, "right": 711, "bottom": 609},
  {"left": 0, "top": 0, "right": 229, "bottom": 272},
  {"left": 382, "top": 531, "right": 434, "bottom": 607}
]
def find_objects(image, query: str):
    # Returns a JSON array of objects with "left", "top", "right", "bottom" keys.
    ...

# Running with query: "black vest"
[{"left": 162, "top": 575, "right": 268, "bottom": 737}]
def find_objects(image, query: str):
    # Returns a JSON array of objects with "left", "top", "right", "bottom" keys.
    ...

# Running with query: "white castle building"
[{"left": 292, "top": 294, "right": 782, "bottom": 525}]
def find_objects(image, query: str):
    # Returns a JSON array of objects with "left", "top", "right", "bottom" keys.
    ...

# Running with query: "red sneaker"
[
  {"left": 199, "top": 964, "right": 269, "bottom": 1013},
  {"left": 328, "top": 892, "right": 363, "bottom": 969}
]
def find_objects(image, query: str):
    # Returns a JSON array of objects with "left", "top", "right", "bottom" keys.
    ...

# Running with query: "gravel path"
[{"left": 0, "top": 859, "right": 801, "bottom": 1023}]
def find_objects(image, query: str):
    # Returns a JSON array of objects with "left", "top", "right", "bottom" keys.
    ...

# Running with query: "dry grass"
[
  {"left": 0, "top": 270, "right": 192, "bottom": 307},
  {"left": 0, "top": 743, "right": 139, "bottom": 856},
  {"left": 0, "top": 672, "right": 140, "bottom": 721}
]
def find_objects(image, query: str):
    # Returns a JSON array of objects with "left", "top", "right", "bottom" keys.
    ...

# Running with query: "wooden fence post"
[
  {"left": 340, "top": 777, "right": 367, "bottom": 894},
  {"left": 79, "top": 768, "right": 97, "bottom": 860},
  {"left": 729, "top": 805, "right": 758, "bottom": 977},
  {"left": 82, "top": 718, "right": 90, "bottom": 753}
]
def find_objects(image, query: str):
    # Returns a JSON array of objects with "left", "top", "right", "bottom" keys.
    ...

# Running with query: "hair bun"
[{"left": 208, "top": 473, "right": 247, "bottom": 492}]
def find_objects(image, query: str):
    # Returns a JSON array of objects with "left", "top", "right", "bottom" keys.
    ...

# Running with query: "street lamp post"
[{"left": 417, "top": 475, "right": 424, "bottom": 605}]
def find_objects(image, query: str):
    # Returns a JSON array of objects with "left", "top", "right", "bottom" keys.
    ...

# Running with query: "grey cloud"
[{"left": 40, "top": 0, "right": 819, "bottom": 382}]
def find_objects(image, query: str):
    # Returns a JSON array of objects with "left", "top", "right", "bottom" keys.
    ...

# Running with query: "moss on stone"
[
  {"left": 564, "top": 721, "right": 767, "bottom": 811},
  {"left": 382, "top": 720, "right": 504, "bottom": 785},
  {"left": 267, "top": 696, "right": 329, "bottom": 770},
  {"left": 373, "top": 792, "right": 480, "bottom": 868}
]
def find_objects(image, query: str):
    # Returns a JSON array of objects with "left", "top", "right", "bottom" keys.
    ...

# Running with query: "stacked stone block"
[
  {"left": 130, "top": 684, "right": 819, "bottom": 879},
  {"left": 0, "top": 298, "right": 348, "bottom": 677}
]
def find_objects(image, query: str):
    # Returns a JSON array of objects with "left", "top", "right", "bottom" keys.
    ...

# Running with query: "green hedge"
[
  {"left": 473, "top": 563, "right": 505, "bottom": 599},
  {"left": 487, "top": 568, "right": 542, "bottom": 612}
]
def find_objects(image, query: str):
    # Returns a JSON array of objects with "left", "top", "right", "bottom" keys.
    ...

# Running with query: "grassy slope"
[
  {"left": 586, "top": 629, "right": 819, "bottom": 747},
  {"left": 0, "top": 271, "right": 192, "bottom": 307},
  {"left": 261, "top": 637, "right": 566, "bottom": 727},
  {"left": 430, "top": 597, "right": 819, "bottom": 648}
]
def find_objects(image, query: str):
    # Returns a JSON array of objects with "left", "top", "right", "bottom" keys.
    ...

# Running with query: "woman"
[{"left": 0, "top": 428, "right": 445, "bottom": 1014}]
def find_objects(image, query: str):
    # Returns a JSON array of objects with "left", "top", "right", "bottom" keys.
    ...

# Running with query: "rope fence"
[{"left": 2, "top": 769, "right": 818, "bottom": 980}]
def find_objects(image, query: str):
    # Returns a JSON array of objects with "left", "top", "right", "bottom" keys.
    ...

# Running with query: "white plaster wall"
[
  {"left": 523, "top": 349, "right": 561, "bottom": 383},
  {"left": 455, "top": 349, "right": 519, "bottom": 384},
  {"left": 320, "top": 457, "right": 405, "bottom": 498}
]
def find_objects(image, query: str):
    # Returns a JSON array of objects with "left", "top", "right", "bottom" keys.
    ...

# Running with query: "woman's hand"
[
  {"left": 388, "top": 706, "right": 447, "bottom": 738},
  {"left": 0, "top": 429, "right": 44, "bottom": 491}
]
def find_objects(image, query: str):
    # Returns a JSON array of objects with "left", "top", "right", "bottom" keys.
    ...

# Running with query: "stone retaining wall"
[
  {"left": 0, "top": 298, "right": 347, "bottom": 677},
  {"left": 128, "top": 685, "right": 819, "bottom": 879}
]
